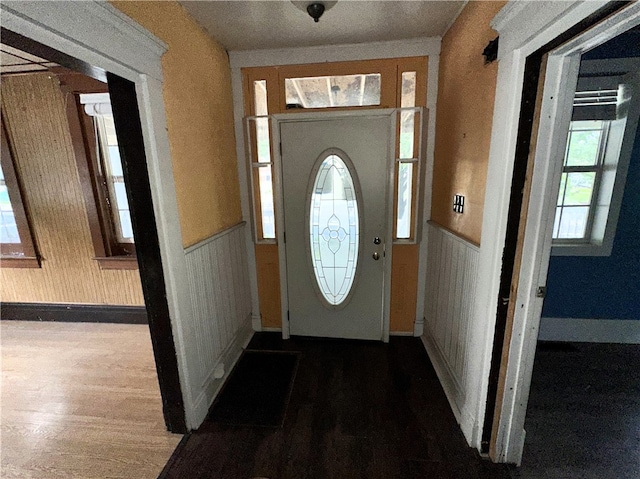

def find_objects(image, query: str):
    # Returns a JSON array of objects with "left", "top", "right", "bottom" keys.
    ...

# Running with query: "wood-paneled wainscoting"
[
  {"left": 422, "top": 222, "right": 480, "bottom": 431},
  {"left": 183, "top": 222, "right": 254, "bottom": 426}
]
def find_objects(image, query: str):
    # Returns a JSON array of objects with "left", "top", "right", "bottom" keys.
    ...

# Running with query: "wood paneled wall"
[
  {"left": 0, "top": 73, "right": 144, "bottom": 305},
  {"left": 422, "top": 222, "right": 480, "bottom": 419},
  {"left": 431, "top": 0, "right": 507, "bottom": 245},
  {"left": 184, "top": 223, "right": 252, "bottom": 422}
]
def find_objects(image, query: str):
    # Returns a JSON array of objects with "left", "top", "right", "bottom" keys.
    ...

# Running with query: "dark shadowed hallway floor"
[
  {"left": 515, "top": 341, "right": 640, "bottom": 479},
  {"left": 159, "top": 333, "right": 511, "bottom": 479}
]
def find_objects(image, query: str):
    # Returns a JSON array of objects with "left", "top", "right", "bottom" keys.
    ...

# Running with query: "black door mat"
[{"left": 207, "top": 350, "right": 299, "bottom": 427}]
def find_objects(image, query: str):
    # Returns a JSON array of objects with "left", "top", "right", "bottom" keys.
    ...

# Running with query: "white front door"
[{"left": 280, "top": 114, "right": 392, "bottom": 340}]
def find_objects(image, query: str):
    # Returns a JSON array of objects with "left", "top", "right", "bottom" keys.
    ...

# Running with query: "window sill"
[
  {"left": 95, "top": 256, "right": 138, "bottom": 270},
  {"left": 0, "top": 256, "right": 41, "bottom": 268},
  {"left": 551, "top": 241, "right": 613, "bottom": 257}
]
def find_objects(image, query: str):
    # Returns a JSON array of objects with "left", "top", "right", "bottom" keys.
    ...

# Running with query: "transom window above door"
[{"left": 285, "top": 73, "right": 381, "bottom": 109}]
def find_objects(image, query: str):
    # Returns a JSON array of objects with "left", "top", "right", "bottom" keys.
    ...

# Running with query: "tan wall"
[
  {"left": 431, "top": 0, "right": 507, "bottom": 245},
  {"left": 0, "top": 74, "right": 144, "bottom": 305},
  {"left": 111, "top": 1, "right": 242, "bottom": 247}
]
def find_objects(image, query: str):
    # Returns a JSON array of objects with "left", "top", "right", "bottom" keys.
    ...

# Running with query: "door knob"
[{"left": 372, "top": 252, "right": 380, "bottom": 260}]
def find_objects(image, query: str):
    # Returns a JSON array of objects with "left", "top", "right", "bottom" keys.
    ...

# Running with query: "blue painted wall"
[
  {"left": 542, "top": 120, "right": 640, "bottom": 320},
  {"left": 582, "top": 26, "right": 640, "bottom": 60}
]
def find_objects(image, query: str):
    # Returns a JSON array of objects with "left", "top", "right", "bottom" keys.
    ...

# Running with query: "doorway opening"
[
  {"left": 485, "top": 1, "right": 640, "bottom": 467},
  {"left": 0, "top": 29, "right": 185, "bottom": 474},
  {"left": 241, "top": 58, "right": 429, "bottom": 338},
  {"left": 518, "top": 26, "right": 640, "bottom": 478}
]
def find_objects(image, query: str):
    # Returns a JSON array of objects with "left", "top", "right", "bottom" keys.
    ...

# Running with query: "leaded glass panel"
[{"left": 309, "top": 154, "right": 359, "bottom": 306}]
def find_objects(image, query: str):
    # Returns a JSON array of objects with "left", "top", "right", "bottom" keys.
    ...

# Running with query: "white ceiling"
[{"left": 180, "top": 1, "right": 466, "bottom": 51}]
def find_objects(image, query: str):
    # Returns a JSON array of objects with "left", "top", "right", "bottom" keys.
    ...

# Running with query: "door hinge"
[
  {"left": 279, "top": 141, "right": 282, "bottom": 157},
  {"left": 284, "top": 231, "right": 286, "bottom": 243},
  {"left": 536, "top": 286, "right": 547, "bottom": 298},
  {"left": 287, "top": 310, "right": 290, "bottom": 322}
]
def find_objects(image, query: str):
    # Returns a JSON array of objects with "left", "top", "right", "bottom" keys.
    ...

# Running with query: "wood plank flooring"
[
  {"left": 515, "top": 341, "right": 640, "bottom": 479},
  {"left": 1, "top": 321, "right": 181, "bottom": 479},
  {"left": 160, "top": 333, "right": 512, "bottom": 479}
]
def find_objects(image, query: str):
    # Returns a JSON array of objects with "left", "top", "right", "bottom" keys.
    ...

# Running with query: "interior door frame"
[
  {"left": 272, "top": 109, "right": 397, "bottom": 341},
  {"left": 1, "top": 1, "right": 197, "bottom": 431},
  {"left": 489, "top": 2, "right": 640, "bottom": 463}
]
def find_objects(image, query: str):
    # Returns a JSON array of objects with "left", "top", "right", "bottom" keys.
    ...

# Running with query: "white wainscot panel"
[
  {"left": 422, "top": 222, "right": 479, "bottom": 424},
  {"left": 184, "top": 222, "right": 253, "bottom": 427}
]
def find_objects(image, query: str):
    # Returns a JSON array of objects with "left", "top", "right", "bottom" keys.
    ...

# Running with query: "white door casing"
[
  {"left": 229, "top": 46, "right": 439, "bottom": 336},
  {"left": 0, "top": 1, "right": 203, "bottom": 426},
  {"left": 280, "top": 116, "right": 392, "bottom": 340},
  {"left": 487, "top": 1, "right": 640, "bottom": 464}
]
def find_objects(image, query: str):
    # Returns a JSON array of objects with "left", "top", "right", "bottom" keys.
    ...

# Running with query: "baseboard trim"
[
  {"left": 189, "top": 314, "right": 254, "bottom": 429},
  {"left": 539, "top": 317, "right": 640, "bottom": 344},
  {"left": 413, "top": 316, "right": 424, "bottom": 337},
  {"left": 0, "top": 302, "right": 147, "bottom": 324},
  {"left": 420, "top": 329, "right": 480, "bottom": 449},
  {"left": 251, "top": 313, "right": 263, "bottom": 331},
  {"left": 262, "top": 327, "right": 282, "bottom": 332},
  {"left": 390, "top": 331, "right": 414, "bottom": 336},
  {"left": 420, "top": 329, "right": 463, "bottom": 423}
]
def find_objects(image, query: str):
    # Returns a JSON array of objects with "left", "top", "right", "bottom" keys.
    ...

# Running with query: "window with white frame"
[
  {"left": 396, "top": 70, "right": 419, "bottom": 239},
  {"left": 94, "top": 113, "right": 134, "bottom": 244},
  {"left": 79, "top": 93, "right": 136, "bottom": 259},
  {"left": 553, "top": 120, "right": 608, "bottom": 241},
  {"left": 552, "top": 74, "right": 639, "bottom": 256},
  {"left": 249, "top": 79, "right": 276, "bottom": 241}
]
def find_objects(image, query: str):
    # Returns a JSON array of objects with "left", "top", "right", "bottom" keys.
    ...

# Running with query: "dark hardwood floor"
[
  {"left": 160, "top": 333, "right": 511, "bottom": 479},
  {"left": 515, "top": 341, "right": 640, "bottom": 479}
]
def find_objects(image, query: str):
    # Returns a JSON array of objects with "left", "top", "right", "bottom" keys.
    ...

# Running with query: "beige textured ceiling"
[{"left": 179, "top": 1, "right": 466, "bottom": 51}]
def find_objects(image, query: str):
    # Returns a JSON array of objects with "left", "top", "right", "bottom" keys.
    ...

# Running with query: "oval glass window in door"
[{"left": 309, "top": 153, "right": 360, "bottom": 306}]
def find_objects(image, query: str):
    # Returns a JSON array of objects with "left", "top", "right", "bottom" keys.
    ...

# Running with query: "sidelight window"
[
  {"left": 396, "top": 70, "right": 420, "bottom": 240},
  {"left": 244, "top": 59, "right": 427, "bottom": 246},
  {"left": 247, "top": 79, "right": 276, "bottom": 241}
]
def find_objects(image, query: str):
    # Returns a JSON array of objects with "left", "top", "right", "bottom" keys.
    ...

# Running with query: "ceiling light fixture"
[
  {"left": 291, "top": 1, "right": 338, "bottom": 23},
  {"left": 306, "top": 3, "right": 325, "bottom": 22}
]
